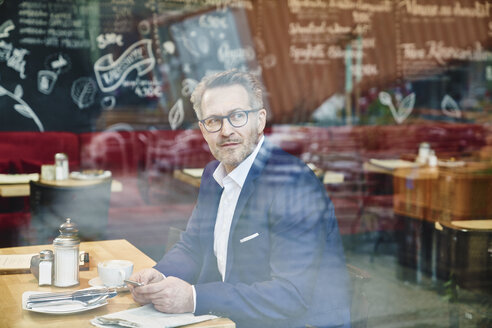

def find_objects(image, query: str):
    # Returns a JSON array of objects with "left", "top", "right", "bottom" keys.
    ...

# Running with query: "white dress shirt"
[{"left": 213, "top": 135, "right": 264, "bottom": 281}]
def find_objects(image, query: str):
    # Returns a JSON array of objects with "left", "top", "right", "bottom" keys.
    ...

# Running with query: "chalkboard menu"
[
  {"left": 0, "top": 0, "right": 490, "bottom": 132},
  {"left": 0, "top": 0, "right": 259, "bottom": 132},
  {"left": 258, "top": 0, "right": 491, "bottom": 123}
]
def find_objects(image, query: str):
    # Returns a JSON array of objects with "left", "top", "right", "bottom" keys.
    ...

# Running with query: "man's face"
[{"left": 199, "top": 84, "right": 266, "bottom": 173}]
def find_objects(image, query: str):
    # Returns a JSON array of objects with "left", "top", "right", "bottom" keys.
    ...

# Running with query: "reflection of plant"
[
  {"left": 443, "top": 272, "right": 458, "bottom": 303},
  {"left": 360, "top": 96, "right": 394, "bottom": 125}
]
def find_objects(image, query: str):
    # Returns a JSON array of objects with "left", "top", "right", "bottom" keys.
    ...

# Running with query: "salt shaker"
[
  {"left": 54, "top": 153, "right": 69, "bottom": 180},
  {"left": 38, "top": 250, "right": 53, "bottom": 286},
  {"left": 53, "top": 218, "right": 80, "bottom": 287},
  {"left": 416, "top": 142, "right": 430, "bottom": 164}
]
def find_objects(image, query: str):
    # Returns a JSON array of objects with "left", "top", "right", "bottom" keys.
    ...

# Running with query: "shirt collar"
[{"left": 213, "top": 135, "right": 265, "bottom": 188}]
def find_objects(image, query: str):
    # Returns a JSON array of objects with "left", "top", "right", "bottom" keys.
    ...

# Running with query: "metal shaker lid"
[
  {"left": 40, "top": 249, "right": 53, "bottom": 260},
  {"left": 55, "top": 153, "right": 68, "bottom": 161},
  {"left": 53, "top": 218, "right": 80, "bottom": 246}
]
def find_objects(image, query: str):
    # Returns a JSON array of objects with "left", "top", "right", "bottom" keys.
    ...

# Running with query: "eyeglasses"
[{"left": 199, "top": 109, "right": 260, "bottom": 133}]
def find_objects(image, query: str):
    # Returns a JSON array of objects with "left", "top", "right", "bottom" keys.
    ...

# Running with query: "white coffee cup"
[{"left": 97, "top": 260, "right": 133, "bottom": 287}]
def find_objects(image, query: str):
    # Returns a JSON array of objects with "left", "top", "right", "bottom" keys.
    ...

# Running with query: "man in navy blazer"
[{"left": 129, "top": 70, "right": 350, "bottom": 327}]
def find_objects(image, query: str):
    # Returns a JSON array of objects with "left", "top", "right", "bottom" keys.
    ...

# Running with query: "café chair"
[{"left": 29, "top": 179, "right": 112, "bottom": 244}]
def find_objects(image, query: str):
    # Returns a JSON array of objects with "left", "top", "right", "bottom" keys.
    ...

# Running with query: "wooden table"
[
  {"left": 173, "top": 164, "right": 325, "bottom": 189},
  {"left": 0, "top": 178, "right": 122, "bottom": 198},
  {"left": 434, "top": 220, "right": 492, "bottom": 291},
  {"left": 0, "top": 239, "right": 234, "bottom": 328}
]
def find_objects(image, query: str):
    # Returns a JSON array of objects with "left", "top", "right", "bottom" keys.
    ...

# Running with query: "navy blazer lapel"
[
  {"left": 200, "top": 162, "right": 223, "bottom": 252},
  {"left": 224, "top": 139, "right": 272, "bottom": 281}
]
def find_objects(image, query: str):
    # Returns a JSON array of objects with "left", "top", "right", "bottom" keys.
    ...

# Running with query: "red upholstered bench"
[{"left": 0, "top": 132, "right": 80, "bottom": 174}]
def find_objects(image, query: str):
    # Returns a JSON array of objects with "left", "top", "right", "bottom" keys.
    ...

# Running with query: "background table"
[
  {"left": 0, "top": 178, "right": 122, "bottom": 198},
  {"left": 0, "top": 239, "right": 234, "bottom": 328}
]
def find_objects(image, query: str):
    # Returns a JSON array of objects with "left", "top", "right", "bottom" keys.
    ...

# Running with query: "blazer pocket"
[{"left": 240, "top": 232, "right": 259, "bottom": 243}]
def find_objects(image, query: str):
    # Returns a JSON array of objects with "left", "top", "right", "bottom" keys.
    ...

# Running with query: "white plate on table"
[
  {"left": 22, "top": 290, "right": 107, "bottom": 314},
  {"left": 70, "top": 170, "right": 111, "bottom": 180}
]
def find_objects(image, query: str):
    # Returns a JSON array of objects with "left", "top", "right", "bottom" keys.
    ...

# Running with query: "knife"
[{"left": 26, "top": 288, "right": 117, "bottom": 308}]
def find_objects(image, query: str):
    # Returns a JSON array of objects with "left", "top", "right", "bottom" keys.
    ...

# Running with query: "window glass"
[{"left": 0, "top": 1, "right": 490, "bottom": 327}]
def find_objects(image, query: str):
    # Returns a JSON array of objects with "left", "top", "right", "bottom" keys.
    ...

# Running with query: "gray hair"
[{"left": 190, "top": 69, "right": 264, "bottom": 120}]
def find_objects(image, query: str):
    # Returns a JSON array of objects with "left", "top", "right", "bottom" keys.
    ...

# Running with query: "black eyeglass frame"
[{"left": 199, "top": 108, "right": 261, "bottom": 133}]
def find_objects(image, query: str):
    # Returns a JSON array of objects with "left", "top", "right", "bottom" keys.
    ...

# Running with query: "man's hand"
[
  {"left": 129, "top": 270, "right": 194, "bottom": 313},
  {"left": 147, "top": 276, "right": 194, "bottom": 313},
  {"left": 128, "top": 268, "right": 165, "bottom": 305}
]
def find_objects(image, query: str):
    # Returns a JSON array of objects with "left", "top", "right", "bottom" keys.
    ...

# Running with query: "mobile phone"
[{"left": 124, "top": 279, "right": 144, "bottom": 287}]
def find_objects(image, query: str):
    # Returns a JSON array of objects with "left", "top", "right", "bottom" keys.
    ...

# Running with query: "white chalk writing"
[
  {"left": 38, "top": 70, "right": 57, "bottom": 95},
  {"left": 163, "top": 41, "right": 176, "bottom": 55},
  {"left": 44, "top": 52, "right": 71, "bottom": 74},
  {"left": 0, "top": 20, "right": 15, "bottom": 38},
  {"left": 51, "top": 54, "right": 67, "bottom": 70},
  {"left": 441, "top": 95, "right": 461, "bottom": 118},
  {"left": 290, "top": 43, "right": 326, "bottom": 63},
  {"left": 181, "top": 78, "right": 198, "bottom": 97},
  {"left": 19, "top": 27, "right": 45, "bottom": 35},
  {"left": 217, "top": 42, "right": 255, "bottom": 69},
  {"left": 18, "top": 2, "right": 46, "bottom": 9},
  {"left": 0, "top": 84, "right": 44, "bottom": 131},
  {"left": 94, "top": 39, "right": 156, "bottom": 93},
  {"left": 129, "top": 78, "right": 162, "bottom": 98},
  {"left": 101, "top": 96, "right": 116, "bottom": 110},
  {"left": 0, "top": 41, "right": 29, "bottom": 79},
  {"left": 353, "top": 11, "right": 372, "bottom": 23},
  {"left": 18, "top": 1, "right": 93, "bottom": 49},
  {"left": 401, "top": 41, "right": 492, "bottom": 65},
  {"left": 19, "top": 18, "right": 47, "bottom": 26},
  {"left": 199, "top": 15, "right": 228, "bottom": 29},
  {"left": 399, "top": 0, "right": 490, "bottom": 18},
  {"left": 202, "top": 0, "right": 253, "bottom": 10},
  {"left": 18, "top": 9, "right": 48, "bottom": 18},
  {"left": 289, "top": 21, "right": 347, "bottom": 35},
  {"left": 71, "top": 77, "right": 97, "bottom": 109},
  {"left": 169, "top": 98, "right": 184, "bottom": 130},
  {"left": 288, "top": 0, "right": 328, "bottom": 13},
  {"left": 379, "top": 91, "right": 415, "bottom": 124},
  {"left": 326, "top": 0, "right": 392, "bottom": 12},
  {"left": 97, "top": 33, "right": 124, "bottom": 49},
  {"left": 110, "top": 0, "right": 135, "bottom": 4},
  {"left": 358, "top": 64, "right": 379, "bottom": 76}
]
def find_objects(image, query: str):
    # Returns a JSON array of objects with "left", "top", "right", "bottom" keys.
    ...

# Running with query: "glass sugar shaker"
[{"left": 53, "top": 218, "right": 80, "bottom": 287}]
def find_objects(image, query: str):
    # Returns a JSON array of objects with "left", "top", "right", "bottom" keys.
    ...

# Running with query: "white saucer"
[{"left": 88, "top": 277, "right": 125, "bottom": 289}]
